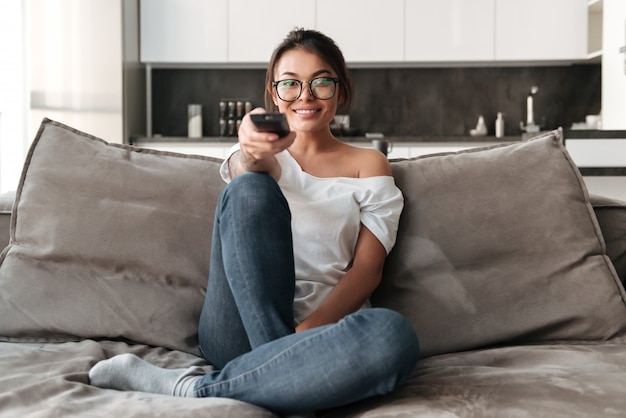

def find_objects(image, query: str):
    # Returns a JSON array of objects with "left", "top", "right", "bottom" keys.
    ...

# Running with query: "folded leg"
[{"left": 198, "top": 172, "right": 296, "bottom": 368}]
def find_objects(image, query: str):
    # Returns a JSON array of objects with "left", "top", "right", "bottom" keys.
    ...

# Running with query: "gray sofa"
[{"left": 1, "top": 118, "right": 626, "bottom": 417}]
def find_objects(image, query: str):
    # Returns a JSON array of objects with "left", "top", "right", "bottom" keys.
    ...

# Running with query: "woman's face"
[{"left": 271, "top": 48, "right": 339, "bottom": 136}]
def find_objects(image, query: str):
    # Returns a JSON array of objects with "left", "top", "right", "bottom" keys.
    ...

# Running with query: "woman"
[{"left": 89, "top": 28, "right": 419, "bottom": 414}]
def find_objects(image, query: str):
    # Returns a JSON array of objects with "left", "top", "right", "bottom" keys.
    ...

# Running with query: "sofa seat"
[
  {"left": 0, "top": 340, "right": 274, "bottom": 418},
  {"left": 1, "top": 338, "right": 625, "bottom": 417},
  {"left": 323, "top": 339, "right": 626, "bottom": 417}
]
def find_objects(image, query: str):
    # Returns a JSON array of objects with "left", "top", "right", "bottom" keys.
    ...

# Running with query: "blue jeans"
[{"left": 197, "top": 172, "right": 420, "bottom": 413}]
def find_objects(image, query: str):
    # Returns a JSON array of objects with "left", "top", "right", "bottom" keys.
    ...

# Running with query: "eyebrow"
[{"left": 279, "top": 69, "right": 333, "bottom": 78}]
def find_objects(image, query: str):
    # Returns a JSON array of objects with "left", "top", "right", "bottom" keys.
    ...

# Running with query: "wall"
[
  {"left": 601, "top": 0, "right": 626, "bottom": 129},
  {"left": 151, "top": 64, "right": 601, "bottom": 138}
]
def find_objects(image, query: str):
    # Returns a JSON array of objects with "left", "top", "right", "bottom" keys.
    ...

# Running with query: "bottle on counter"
[
  {"left": 188, "top": 104, "right": 202, "bottom": 138},
  {"left": 495, "top": 112, "right": 504, "bottom": 138}
]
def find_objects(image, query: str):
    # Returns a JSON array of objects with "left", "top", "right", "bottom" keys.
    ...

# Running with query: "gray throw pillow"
[
  {"left": 374, "top": 130, "right": 626, "bottom": 358},
  {"left": 0, "top": 119, "right": 225, "bottom": 355}
]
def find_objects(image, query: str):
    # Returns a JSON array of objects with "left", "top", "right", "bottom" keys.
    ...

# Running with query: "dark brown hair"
[{"left": 264, "top": 28, "right": 353, "bottom": 114}]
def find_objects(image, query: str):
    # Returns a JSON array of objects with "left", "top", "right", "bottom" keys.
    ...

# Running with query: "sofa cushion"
[
  {"left": 591, "top": 194, "right": 626, "bottom": 285},
  {"left": 0, "top": 119, "right": 225, "bottom": 355},
  {"left": 374, "top": 130, "right": 626, "bottom": 358}
]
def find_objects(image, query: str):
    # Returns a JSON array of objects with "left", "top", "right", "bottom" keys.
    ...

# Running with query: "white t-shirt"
[{"left": 220, "top": 145, "right": 404, "bottom": 323}]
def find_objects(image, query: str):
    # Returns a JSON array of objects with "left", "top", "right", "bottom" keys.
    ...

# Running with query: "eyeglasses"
[{"left": 272, "top": 77, "right": 339, "bottom": 102}]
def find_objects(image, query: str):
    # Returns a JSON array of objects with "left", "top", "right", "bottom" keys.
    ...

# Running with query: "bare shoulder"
[{"left": 349, "top": 146, "right": 392, "bottom": 178}]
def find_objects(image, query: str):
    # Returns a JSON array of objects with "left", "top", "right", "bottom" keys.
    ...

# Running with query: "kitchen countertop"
[
  {"left": 131, "top": 135, "right": 521, "bottom": 145},
  {"left": 131, "top": 130, "right": 626, "bottom": 145},
  {"left": 564, "top": 130, "right": 626, "bottom": 139},
  {"left": 562, "top": 130, "right": 626, "bottom": 176},
  {"left": 131, "top": 133, "right": 626, "bottom": 176}
]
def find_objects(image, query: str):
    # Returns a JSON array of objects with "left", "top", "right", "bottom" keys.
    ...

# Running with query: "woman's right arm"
[{"left": 228, "top": 108, "right": 295, "bottom": 181}]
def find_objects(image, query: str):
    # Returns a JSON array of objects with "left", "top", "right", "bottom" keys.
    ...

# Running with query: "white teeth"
[{"left": 295, "top": 109, "right": 317, "bottom": 114}]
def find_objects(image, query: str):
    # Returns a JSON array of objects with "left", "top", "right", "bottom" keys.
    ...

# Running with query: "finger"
[
  {"left": 249, "top": 107, "right": 267, "bottom": 115},
  {"left": 271, "top": 131, "right": 296, "bottom": 151}
]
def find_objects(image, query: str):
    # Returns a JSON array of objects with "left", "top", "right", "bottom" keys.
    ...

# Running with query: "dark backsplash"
[{"left": 151, "top": 64, "right": 600, "bottom": 138}]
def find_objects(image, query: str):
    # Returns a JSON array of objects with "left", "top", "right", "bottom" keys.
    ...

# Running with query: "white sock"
[{"left": 89, "top": 353, "right": 205, "bottom": 397}]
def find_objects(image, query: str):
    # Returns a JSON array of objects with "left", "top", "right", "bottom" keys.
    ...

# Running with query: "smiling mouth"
[{"left": 294, "top": 109, "right": 320, "bottom": 115}]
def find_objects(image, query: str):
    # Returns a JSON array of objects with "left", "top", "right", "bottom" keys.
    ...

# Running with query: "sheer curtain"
[
  {"left": 0, "top": 0, "right": 124, "bottom": 194},
  {"left": 28, "top": 0, "right": 124, "bottom": 143},
  {"left": 0, "top": 0, "right": 27, "bottom": 194}
]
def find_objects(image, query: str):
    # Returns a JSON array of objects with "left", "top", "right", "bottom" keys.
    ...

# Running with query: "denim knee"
[
  {"left": 353, "top": 308, "right": 420, "bottom": 390},
  {"left": 221, "top": 172, "right": 289, "bottom": 218}
]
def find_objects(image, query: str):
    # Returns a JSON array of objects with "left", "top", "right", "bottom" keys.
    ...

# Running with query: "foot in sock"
[{"left": 88, "top": 353, "right": 203, "bottom": 397}]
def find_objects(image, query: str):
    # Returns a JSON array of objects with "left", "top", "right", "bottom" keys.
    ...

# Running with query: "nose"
[{"left": 298, "top": 81, "right": 314, "bottom": 100}]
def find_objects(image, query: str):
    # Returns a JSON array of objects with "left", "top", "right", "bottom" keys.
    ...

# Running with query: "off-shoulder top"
[{"left": 220, "top": 145, "right": 404, "bottom": 323}]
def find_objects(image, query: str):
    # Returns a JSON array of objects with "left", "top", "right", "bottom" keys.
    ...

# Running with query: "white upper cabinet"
[
  {"left": 228, "top": 0, "right": 316, "bottom": 63},
  {"left": 316, "top": 0, "right": 405, "bottom": 62},
  {"left": 601, "top": 0, "right": 626, "bottom": 129},
  {"left": 140, "top": 0, "right": 228, "bottom": 63},
  {"left": 495, "top": 0, "right": 588, "bottom": 61},
  {"left": 405, "top": 0, "right": 495, "bottom": 62},
  {"left": 140, "top": 0, "right": 590, "bottom": 64}
]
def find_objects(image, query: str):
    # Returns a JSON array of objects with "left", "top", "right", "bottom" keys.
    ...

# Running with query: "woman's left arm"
[
  {"left": 295, "top": 224, "right": 387, "bottom": 332},
  {"left": 296, "top": 148, "right": 395, "bottom": 332}
]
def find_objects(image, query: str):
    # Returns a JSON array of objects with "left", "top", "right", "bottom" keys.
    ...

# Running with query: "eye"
[
  {"left": 312, "top": 77, "right": 333, "bottom": 87},
  {"left": 279, "top": 80, "right": 300, "bottom": 88}
]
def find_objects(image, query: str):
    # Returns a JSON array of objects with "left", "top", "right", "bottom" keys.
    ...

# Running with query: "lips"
[{"left": 293, "top": 108, "right": 320, "bottom": 115}]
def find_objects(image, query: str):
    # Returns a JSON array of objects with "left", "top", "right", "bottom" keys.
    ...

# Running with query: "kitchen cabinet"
[
  {"left": 140, "top": 0, "right": 228, "bottom": 63},
  {"left": 406, "top": 0, "right": 589, "bottom": 63},
  {"left": 601, "top": 0, "right": 626, "bottom": 129},
  {"left": 565, "top": 138, "right": 626, "bottom": 167},
  {"left": 228, "top": 0, "right": 316, "bottom": 63},
  {"left": 316, "top": 0, "right": 404, "bottom": 62},
  {"left": 140, "top": 0, "right": 591, "bottom": 65},
  {"left": 405, "top": 0, "right": 495, "bottom": 62},
  {"left": 141, "top": 0, "right": 404, "bottom": 64},
  {"left": 352, "top": 142, "right": 501, "bottom": 159},
  {"left": 583, "top": 177, "right": 626, "bottom": 201},
  {"left": 495, "top": 0, "right": 588, "bottom": 61},
  {"left": 407, "top": 0, "right": 590, "bottom": 63},
  {"left": 136, "top": 141, "right": 511, "bottom": 162}
]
